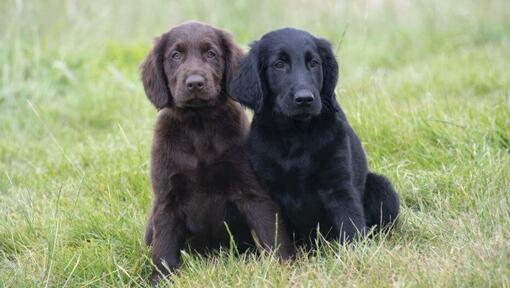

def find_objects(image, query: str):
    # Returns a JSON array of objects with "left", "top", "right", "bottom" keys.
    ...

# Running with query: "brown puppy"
[{"left": 141, "top": 22, "right": 293, "bottom": 285}]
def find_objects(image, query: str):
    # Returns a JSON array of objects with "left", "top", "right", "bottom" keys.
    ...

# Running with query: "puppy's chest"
[
  {"left": 190, "top": 134, "right": 225, "bottom": 159},
  {"left": 276, "top": 144, "right": 313, "bottom": 175},
  {"left": 181, "top": 129, "right": 236, "bottom": 163},
  {"left": 260, "top": 143, "right": 333, "bottom": 191}
]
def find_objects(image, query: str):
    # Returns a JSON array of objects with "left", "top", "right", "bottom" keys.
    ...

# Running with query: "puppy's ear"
[
  {"left": 216, "top": 29, "right": 244, "bottom": 89},
  {"left": 230, "top": 43, "right": 264, "bottom": 112},
  {"left": 315, "top": 38, "right": 339, "bottom": 99},
  {"left": 140, "top": 35, "right": 171, "bottom": 109}
]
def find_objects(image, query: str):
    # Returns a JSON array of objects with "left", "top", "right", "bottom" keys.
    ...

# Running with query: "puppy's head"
[
  {"left": 141, "top": 22, "right": 243, "bottom": 109},
  {"left": 231, "top": 28, "right": 339, "bottom": 120}
]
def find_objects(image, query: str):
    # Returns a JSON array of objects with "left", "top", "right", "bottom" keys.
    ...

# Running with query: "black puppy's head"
[{"left": 231, "top": 28, "right": 338, "bottom": 120}]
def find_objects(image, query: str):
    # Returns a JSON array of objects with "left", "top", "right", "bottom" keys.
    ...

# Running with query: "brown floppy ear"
[
  {"left": 216, "top": 29, "right": 244, "bottom": 94},
  {"left": 140, "top": 35, "right": 172, "bottom": 109}
]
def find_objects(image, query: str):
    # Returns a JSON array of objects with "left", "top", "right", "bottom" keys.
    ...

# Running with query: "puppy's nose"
[
  {"left": 294, "top": 90, "right": 315, "bottom": 106},
  {"left": 185, "top": 75, "right": 205, "bottom": 91}
]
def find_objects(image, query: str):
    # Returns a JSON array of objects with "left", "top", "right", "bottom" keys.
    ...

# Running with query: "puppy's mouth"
[
  {"left": 290, "top": 112, "right": 313, "bottom": 121},
  {"left": 183, "top": 98, "right": 214, "bottom": 107},
  {"left": 287, "top": 107, "right": 321, "bottom": 120}
]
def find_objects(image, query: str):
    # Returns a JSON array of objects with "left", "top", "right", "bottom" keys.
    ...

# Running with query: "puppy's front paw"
[{"left": 150, "top": 271, "right": 163, "bottom": 287}]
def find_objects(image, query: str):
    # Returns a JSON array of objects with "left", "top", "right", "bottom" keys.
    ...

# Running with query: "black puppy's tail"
[{"left": 363, "top": 172, "right": 400, "bottom": 230}]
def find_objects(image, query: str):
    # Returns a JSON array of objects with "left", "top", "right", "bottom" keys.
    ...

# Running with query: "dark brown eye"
[
  {"left": 206, "top": 49, "right": 216, "bottom": 58},
  {"left": 310, "top": 59, "right": 320, "bottom": 68},
  {"left": 273, "top": 60, "right": 285, "bottom": 69},
  {"left": 171, "top": 51, "right": 182, "bottom": 60}
]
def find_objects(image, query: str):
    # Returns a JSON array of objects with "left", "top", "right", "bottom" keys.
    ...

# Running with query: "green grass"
[{"left": 1, "top": 0, "right": 509, "bottom": 287}]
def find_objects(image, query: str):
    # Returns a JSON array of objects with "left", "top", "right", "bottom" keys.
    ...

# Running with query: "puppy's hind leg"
[
  {"left": 363, "top": 172, "right": 400, "bottom": 230},
  {"left": 144, "top": 211, "right": 154, "bottom": 246},
  {"left": 145, "top": 197, "right": 162, "bottom": 246}
]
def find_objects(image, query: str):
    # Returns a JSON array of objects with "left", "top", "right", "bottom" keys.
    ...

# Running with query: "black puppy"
[{"left": 230, "top": 28, "right": 400, "bottom": 244}]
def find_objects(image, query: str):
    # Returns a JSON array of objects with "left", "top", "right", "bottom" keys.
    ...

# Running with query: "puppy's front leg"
[
  {"left": 233, "top": 177, "right": 294, "bottom": 259},
  {"left": 319, "top": 185, "right": 366, "bottom": 243},
  {"left": 149, "top": 203, "right": 185, "bottom": 286}
]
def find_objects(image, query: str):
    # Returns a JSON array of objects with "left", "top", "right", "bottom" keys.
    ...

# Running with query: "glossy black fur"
[{"left": 230, "top": 28, "right": 400, "bottom": 245}]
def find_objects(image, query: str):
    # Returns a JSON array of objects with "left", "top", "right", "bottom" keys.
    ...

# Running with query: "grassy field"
[{"left": 1, "top": 0, "right": 509, "bottom": 287}]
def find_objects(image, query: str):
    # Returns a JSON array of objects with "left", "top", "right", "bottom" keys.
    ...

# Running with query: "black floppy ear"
[
  {"left": 315, "top": 37, "right": 339, "bottom": 100},
  {"left": 140, "top": 35, "right": 172, "bottom": 109},
  {"left": 229, "top": 43, "right": 264, "bottom": 112},
  {"left": 216, "top": 28, "right": 244, "bottom": 91}
]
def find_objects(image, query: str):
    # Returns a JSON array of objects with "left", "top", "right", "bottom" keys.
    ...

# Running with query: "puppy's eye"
[
  {"left": 171, "top": 51, "right": 182, "bottom": 60},
  {"left": 310, "top": 59, "right": 321, "bottom": 68},
  {"left": 273, "top": 60, "right": 285, "bottom": 69},
  {"left": 206, "top": 49, "right": 216, "bottom": 59}
]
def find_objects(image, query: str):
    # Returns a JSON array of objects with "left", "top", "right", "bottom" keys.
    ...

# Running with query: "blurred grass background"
[{"left": 1, "top": 0, "right": 509, "bottom": 287}]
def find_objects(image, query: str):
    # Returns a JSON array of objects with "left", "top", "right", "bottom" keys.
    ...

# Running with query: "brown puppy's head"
[{"left": 141, "top": 22, "right": 243, "bottom": 109}]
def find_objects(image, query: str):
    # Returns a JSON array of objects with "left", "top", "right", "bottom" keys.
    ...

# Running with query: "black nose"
[
  {"left": 294, "top": 90, "right": 315, "bottom": 106},
  {"left": 185, "top": 75, "right": 205, "bottom": 91}
]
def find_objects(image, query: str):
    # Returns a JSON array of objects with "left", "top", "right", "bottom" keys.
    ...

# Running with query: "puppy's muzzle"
[
  {"left": 293, "top": 89, "right": 315, "bottom": 107},
  {"left": 185, "top": 74, "right": 206, "bottom": 92}
]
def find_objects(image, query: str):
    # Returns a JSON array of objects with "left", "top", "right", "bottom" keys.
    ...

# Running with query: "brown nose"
[{"left": 185, "top": 75, "right": 205, "bottom": 91}]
